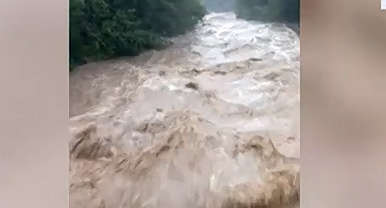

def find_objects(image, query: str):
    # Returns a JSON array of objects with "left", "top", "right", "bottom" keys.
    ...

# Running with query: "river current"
[{"left": 69, "top": 12, "right": 300, "bottom": 208}]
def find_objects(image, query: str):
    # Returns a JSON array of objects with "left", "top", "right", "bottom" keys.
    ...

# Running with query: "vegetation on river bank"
[
  {"left": 201, "top": 0, "right": 235, "bottom": 13},
  {"left": 235, "top": 0, "right": 299, "bottom": 23},
  {"left": 70, "top": 0, "right": 207, "bottom": 69}
]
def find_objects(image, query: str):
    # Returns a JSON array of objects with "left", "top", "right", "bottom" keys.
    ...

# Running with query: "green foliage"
[
  {"left": 235, "top": 0, "right": 299, "bottom": 23},
  {"left": 201, "top": 0, "right": 236, "bottom": 13},
  {"left": 70, "top": 0, "right": 207, "bottom": 69}
]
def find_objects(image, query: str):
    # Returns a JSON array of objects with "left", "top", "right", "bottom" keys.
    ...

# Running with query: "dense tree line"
[
  {"left": 70, "top": 0, "right": 207, "bottom": 69},
  {"left": 235, "top": 0, "right": 299, "bottom": 23},
  {"left": 201, "top": 0, "right": 235, "bottom": 13}
]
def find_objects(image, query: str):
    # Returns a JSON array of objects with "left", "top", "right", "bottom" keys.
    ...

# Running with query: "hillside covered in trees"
[
  {"left": 70, "top": 0, "right": 207, "bottom": 69},
  {"left": 69, "top": 0, "right": 299, "bottom": 70},
  {"left": 235, "top": 0, "right": 299, "bottom": 23},
  {"left": 201, "top": 0, "right": 235, "bottom": 13}
]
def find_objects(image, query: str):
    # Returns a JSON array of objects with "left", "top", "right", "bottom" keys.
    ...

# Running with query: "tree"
[
  {"left": 69, "top": 0, "right": 207, "bottom": 70},
  {"left": 235, "top": 0, "right": 299, "bottom": 23}
]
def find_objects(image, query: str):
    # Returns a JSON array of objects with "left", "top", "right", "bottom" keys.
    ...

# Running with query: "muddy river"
[{"left": 69, "top": 12, "right": 300, "bottom": 208}]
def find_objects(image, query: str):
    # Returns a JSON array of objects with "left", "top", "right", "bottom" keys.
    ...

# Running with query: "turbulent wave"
[{"left": 69, "top": 12, "right": 300, "bottom": 208}]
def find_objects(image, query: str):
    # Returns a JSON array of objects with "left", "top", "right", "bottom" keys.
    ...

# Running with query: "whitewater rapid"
[{"left": 69, "top": 12, "right": 300, "bottom": 208}]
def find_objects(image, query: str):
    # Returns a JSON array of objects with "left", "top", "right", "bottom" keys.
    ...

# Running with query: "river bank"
[{"left": 285, "top": 23, "right": 300, "bottom": 35}]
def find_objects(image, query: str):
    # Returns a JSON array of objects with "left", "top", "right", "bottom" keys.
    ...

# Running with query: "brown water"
[{"left": 69, "top": 12, "right": 300, "bottom": 208}]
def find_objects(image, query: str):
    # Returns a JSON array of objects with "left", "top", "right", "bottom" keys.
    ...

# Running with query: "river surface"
[{"left": 69, "top": 12, "right": 300, "bottom": 208}]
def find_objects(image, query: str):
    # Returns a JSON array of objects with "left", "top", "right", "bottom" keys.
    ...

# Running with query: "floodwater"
[{"left": 69, "top": 12, "right": 300, "bottom": 208}]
